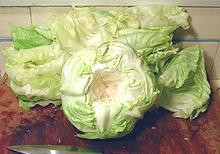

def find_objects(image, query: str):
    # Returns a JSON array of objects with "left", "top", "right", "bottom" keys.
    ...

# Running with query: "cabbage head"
[
  {"left": 61, "top": 42, "right": 159, "bottom": 139},
  {"left": 3, "top": 25, "right": 67, "bottom": 110}
]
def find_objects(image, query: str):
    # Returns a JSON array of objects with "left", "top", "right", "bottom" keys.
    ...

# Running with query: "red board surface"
[{"left": 0, "top": 74, "right": 220, "bottom": 154}]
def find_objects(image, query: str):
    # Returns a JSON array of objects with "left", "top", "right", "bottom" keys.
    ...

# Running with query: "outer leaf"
[
  {"left": 145, "top": 46, "right": 178, "bottom": 64},
  {"left": 9, "top": 74, "right": 61, "bottom": 100},
  {"left": 52, "top": 7, "right": 123, "bottom": 54},
  {"left": 3, "top": 43, "right": 66, "bottom": 109},
  {"left": 4, "top": 43, "right": 64, "bottom": 65},
  {"left": 126, "top": 5, "right": 189, "bottom": 32},
  {"left": 115, "top": 28, "right": 173, "bottom": 58},
  {"left": 158, "top": 46, "right": 200, "bottom": 89},
  {"left": 18, "top": 95, "right": 60, "bottom": 111},
  {"left": 158, "top": 46, "right": 211, "bottom": 119},
  {"left": 11, "top": 25, "right": 53, "bottom": 50},
  {"left": 146, "top": 46, "right": 178, "bottom": 74}
]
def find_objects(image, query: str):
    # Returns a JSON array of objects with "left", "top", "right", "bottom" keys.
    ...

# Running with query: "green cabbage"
[
  {"left": 61, "top": 42, "right": 159, "bottom": 139},
  {"left": 158, "top": 46, "right": 211, "bottom": 119},
  {"left": 3, "top": 5, "right": 211, "bottom": 139},
  {"left": 4, "top": 26, "right": 67, "bottom": 110},
  {"left": 116, "top": 5, "right": 189, "bottom": 32},
  {"left": 51, "top": 7, "right": 126, "bottom": 55}
]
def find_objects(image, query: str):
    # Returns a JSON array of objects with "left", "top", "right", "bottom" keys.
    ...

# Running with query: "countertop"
[{"left": 0, "top": 74, "right": 220, "bottom": 154}]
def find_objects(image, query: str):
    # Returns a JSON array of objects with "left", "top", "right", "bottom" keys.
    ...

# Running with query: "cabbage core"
[{"left": 89, "top": 70, "right": 123, "bottom": 103}]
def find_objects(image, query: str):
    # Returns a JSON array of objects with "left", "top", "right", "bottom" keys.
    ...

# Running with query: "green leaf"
[
  {"left": 3, "top": 42, "right": 66, "bottom": 108},
  {"left": 126, "top": 5, "right": 189, "bottom": 32},
  {"left": 158, "top": 46, "right": 200, "bottom": 89},
  {"left": 18, "top": 95, "right": 41, "bottom": 102},
  {"left": 52, "top": 7, "right": 124, "bottom": 55},
  {"left": 18, "top": 96, "right": 61, "bottom": 110},
  {"left": 11, "top": 25, "right": 53, "bottom": 50},
  {"left": 158, "top": 46, "right": 211, "bottom": 119},
  {"left": 115, "top": 28, "right": 173, "bottom": 58}
]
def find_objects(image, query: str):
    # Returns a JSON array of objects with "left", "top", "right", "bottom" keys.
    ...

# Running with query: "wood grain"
[{"left": 0, "top": 74, "right": 220, "bottom": 154}]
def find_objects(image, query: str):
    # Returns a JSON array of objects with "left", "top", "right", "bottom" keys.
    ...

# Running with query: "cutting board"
[{"left": 0, "top": 74, "right": 220, "bottom": 154}]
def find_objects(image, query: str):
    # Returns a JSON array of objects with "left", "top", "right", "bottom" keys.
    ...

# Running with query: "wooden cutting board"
[{"left": 0, "top": 74, "right": 220, "bottom": 154}]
